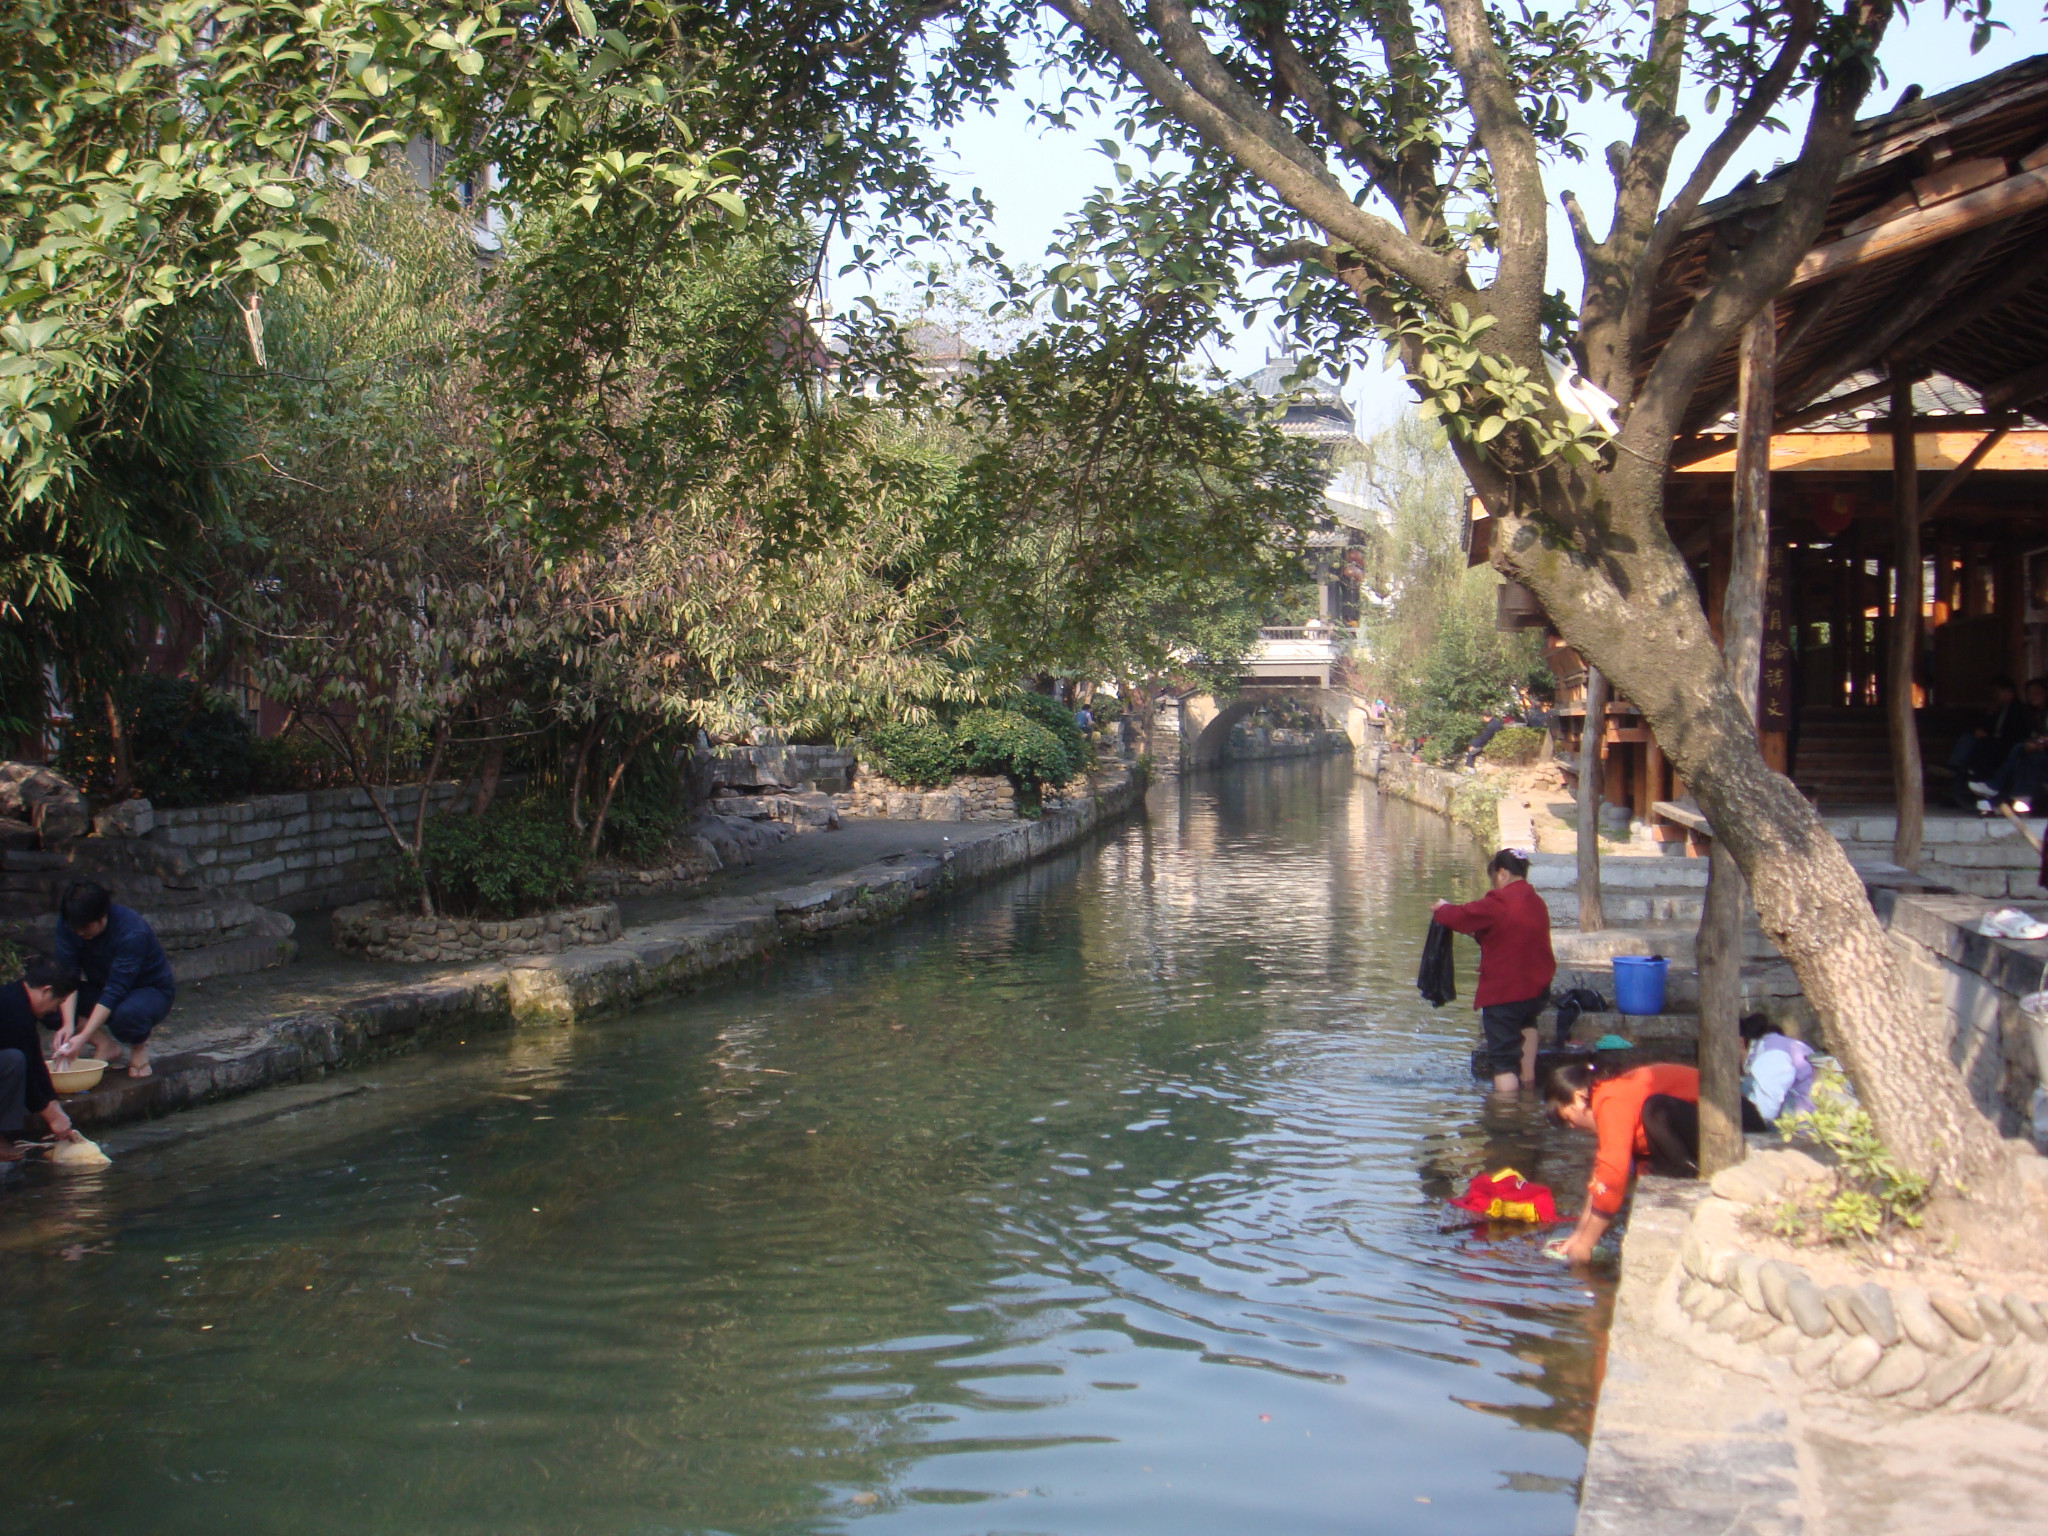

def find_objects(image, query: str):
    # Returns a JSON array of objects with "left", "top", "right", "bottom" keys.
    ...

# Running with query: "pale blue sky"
[{"left": 848, "top": 9, "right": 2045, "bottom": 431}]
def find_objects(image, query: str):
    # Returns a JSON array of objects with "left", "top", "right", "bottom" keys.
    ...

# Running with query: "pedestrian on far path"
[
  {"left": 50, "top": 880, "right": 176, "bottom": 1080},
  {"left": 0, "top": 958, "right": 85, "bottom": 1161},
  {"left": 1432, "top": 848, "right": 1556, "bottom": 1093}
]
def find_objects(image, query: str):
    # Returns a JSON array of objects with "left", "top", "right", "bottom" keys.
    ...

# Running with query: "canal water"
[{"left": 0, "top": 759, "right": 1611, "bottom": 1536}]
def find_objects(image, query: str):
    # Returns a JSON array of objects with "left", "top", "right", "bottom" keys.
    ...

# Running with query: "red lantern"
[{"left": 1811, "top": 493, "right": 1855, "bottom": 538}]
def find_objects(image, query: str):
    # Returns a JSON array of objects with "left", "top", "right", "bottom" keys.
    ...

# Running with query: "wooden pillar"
[
  {"left": 1889, "top": 372, "right": 1924, "bottom": 869},
  {"left": 1698, "top": 306, "right": 1774, "bottom": 1177},
  {"left": 1577, "top": 665, "right": 1608, "bottom": 933}
]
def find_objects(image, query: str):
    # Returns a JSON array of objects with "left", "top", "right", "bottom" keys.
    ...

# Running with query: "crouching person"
[
  {"left": 0, "top": 959, "right": 84, "bottom": 1160},
  {"left": 51, "top": 881, "right": 176, "bottom": 1080},
  {"left": 1544, "top": 1060, "right": 1701, "bottom": 1264}
]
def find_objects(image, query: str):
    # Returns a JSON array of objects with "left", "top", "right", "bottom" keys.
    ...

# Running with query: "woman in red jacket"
[{"left": 1432, "top": 848, "right": 1556, "bottom": 1092}]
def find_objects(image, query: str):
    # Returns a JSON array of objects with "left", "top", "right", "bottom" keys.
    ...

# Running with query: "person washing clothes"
[
  {"left": 1740, "top": 1013, "right": 1816, "bottom": 1130},
  {"left": 1544, "top": 1060, "right": 1701, "bottom": 1264},
  {"left": 50, "top": 881, "right": 176, "bottom": 1080},
  {"left": 0, "top": 959, "right": 85, "bottom": 1161},
  {"left": 1432, "top": 848, "right": 1556, "bottom": 1092}
]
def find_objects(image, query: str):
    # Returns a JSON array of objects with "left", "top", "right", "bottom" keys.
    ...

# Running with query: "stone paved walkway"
[{"left": 1578, "top": 1180, "right": 2048, "bottom": 1535}]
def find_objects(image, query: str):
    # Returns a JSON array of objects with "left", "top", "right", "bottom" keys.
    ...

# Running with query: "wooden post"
[
  {"left": 1698, "top": 306, "right": 1774, "bottom": 1177},
  {"left": 1577, "top": 665, "right": 1608, "bottom": 933},
  {"left": 1889, "top": 371, "right": 1924, "bottom": 868}
]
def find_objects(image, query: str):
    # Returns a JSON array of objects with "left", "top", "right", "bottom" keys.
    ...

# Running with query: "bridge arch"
[{"left": 1184, "top": 686, "right": 1372, "bottom": 769}]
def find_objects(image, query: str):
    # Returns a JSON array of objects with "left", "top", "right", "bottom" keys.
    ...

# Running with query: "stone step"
[
  {"left": 1566, "top": 1010, "right": 1699, "bottom": 1043},
  {"left": 1548, "top": 890, "right": 1707, "bottom": 925},
  {"left": 172, "top": 929, "right": 299, "bottom": 982}
]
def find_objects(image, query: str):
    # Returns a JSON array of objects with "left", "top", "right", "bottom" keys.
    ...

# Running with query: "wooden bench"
[{"left": 1651, "top": 800, "right": 1713, "bottom": 856}]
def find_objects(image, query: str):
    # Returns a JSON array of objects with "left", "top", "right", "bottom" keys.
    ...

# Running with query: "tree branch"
[
  {"left": 1434, "top": 0, "right": 1549, "bottom": 342},
  {"left": 1049, "top": 0, "right": 1471, "bottom": 304},
  {"left": 1620, "top": 0, "right": 1818, "bottom": 375},
  {"left": 1624, "top": 6, "right": 1889, "bottom": 459}
]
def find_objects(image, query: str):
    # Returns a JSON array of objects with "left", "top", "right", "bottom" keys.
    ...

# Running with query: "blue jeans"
[{"left": 80, "top": 984, "right": 172, "bottom": 1045}]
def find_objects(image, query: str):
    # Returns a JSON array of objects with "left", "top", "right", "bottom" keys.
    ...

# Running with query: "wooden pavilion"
[{"left": 1489, "top": 54, "right": 2048, "bottom": 864}]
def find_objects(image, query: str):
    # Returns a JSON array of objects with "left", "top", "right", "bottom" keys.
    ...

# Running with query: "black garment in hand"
[{"left": 1417, "top": 919, "right": 1457, "bottom": 1008}]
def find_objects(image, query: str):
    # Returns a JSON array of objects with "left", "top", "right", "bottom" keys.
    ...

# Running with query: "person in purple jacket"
[
  {"left": 49, "top": 881, "right": 176, "bottom": 1080},
  {"left": 1739, "top": 1013, "right": 1815, "bottom": 1130}
]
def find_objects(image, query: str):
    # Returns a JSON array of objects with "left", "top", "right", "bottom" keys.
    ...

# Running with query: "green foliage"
[
  {"left": 1483, "top": 725, "right": 1546, "bottom": 767},
  {"left": 411, "top": 802, "right": 587, "bottom": 919},
  {"left": 1001, "top": 693, "right": 1091, "bottom": 774},
  {"left": 248, "top": 734, "right": 350, "bottom": 794},
  {"left": 1772, "top": 1066, "right": 1930, "bottom": 1244},
  {"left": 864, "top": 722, "right": 964, "bottom": 787},
  {"left": 1403, "top": 571, "right": 1546, "bottom": 763},
  {"left": 598, "top": 748, "right": 688, "bottom": 865},
  {"left": 953, "top": 708, "right": 1080, "bottom": 790},
  {"left": 58, "top": 674, "right": 256, "bottom": 808}
]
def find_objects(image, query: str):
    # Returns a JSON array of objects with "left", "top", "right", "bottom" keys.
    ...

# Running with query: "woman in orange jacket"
[{"left": 1544, "top": 1060, "right": 1700, "bottom": 1263}]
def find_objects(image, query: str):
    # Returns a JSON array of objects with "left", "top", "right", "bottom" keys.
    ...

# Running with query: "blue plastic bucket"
[{"left": 1611, "top": 955, "right": 1669, "bottom": 1016}]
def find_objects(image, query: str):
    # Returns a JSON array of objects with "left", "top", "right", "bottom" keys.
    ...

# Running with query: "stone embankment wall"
[
  {"left": 155, "top": 784, "right": 470, "bottom": 913},
  {"left": 332, "top": 900, "right": 622, "bottom": 962},
  {"left": 70, "top": 769, "right": 1146, "bottom": 1133},
  {"left": 1355, "top": 737, "right": 1503, "bottom": 848},
  {"left": 838, "top": 773, "right": 1021, "bottom": 822},
  {"left": 1667, "top": 1149, "right": 2048, "bottom": 1415}
]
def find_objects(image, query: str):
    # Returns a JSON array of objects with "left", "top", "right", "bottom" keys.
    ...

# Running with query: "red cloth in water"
[{"left": 1450, "top": 1167, "right": 1559, "bottom": 1224}]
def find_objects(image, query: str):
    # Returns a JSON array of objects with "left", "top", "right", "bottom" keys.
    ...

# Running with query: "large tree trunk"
[{"left": 1491, "top": 453, "right": 2010, "bottom": 1193}]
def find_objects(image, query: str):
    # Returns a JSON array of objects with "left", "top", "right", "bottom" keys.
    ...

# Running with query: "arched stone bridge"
[{"left": 1155, "top": 684, "right": 1377, "bottom": 771}]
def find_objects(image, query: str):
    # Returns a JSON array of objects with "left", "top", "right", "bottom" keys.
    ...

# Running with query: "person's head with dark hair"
[
  {"left": 1544, "top": 1060, "right": 1598, "bottom": 1130},
  {"left": 22, "top": 956, "right": 79, "bottom": 1018},
  {"left": 1992, "top": 675, "right": 2017, "bottom": 701},
  {"left": 1487, "top": 848, "right": 1531, "bottom": 887},
  {"left": 59, "top": 880, "right": 111, "bottom": 937},
  {"left": 1738, "top": 1012, "right": 1776, "bottom": 1042}
]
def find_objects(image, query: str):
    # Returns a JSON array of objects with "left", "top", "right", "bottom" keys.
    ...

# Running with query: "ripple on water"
[{"left": 0, "top": 760, "right": 1608, "bottom": 1536}]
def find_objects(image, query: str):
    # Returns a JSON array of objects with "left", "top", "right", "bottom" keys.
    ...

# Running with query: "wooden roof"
[{"left": 1645, "top": 54, "right": 2048, "bottom": 438}]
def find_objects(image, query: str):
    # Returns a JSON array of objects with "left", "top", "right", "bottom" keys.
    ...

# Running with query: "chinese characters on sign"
[{"left": 1761, "top": 554, "right": 1794, "bottom": 729}]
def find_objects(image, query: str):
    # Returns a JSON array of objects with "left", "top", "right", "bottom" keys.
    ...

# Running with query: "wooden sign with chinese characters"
[{"left": 1760, "top": 553, "right": 1794, "bottom": 731}]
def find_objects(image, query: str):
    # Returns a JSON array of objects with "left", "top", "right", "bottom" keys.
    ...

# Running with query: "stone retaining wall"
[
  {"left": 1667, "top": 1149, "right": 2048, "bottom": 1415},
  {"left": 837, "top": 772, "right": 1019, "bottom": 822},
  {"left": 69, "top": 769, "right": 1148, "bottom": 1134},
  {"left": 584, "top": 841, "right": 724, "bottom": 900},
  {"left": 331, "top": 900, "right": 622, "bottom": 962},
  {"left": 155, "top": 783, "right": 471, "bottom": 913},
  {"left": 1357, "top": 747, "right": 1503, "bottom": 847}
]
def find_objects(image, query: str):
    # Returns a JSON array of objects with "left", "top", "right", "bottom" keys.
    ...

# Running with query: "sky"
[{"left": 846, "top": 8, "right": 2047, "bottom": 434}]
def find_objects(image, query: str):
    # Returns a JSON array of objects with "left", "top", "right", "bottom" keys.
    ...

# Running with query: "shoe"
[
  {"left": 1970, "top": 781, "right": 2000, "bottom": 799},
  {"left": 1977, "top": 799, "right": 1997, "bottom": 817},
  {"left": 2015, "top": 799, "right": 2034, "bottom": 816},
  {"left": 1980, "top": 908, "right": 2048, "bottom": 940}
]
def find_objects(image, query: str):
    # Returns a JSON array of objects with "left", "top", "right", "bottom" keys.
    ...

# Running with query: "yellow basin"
[{"left": 46, "top": 1057, "right": 109, "bottom": 1094}]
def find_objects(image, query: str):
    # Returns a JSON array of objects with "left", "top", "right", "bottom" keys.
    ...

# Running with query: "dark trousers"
[
  {"left": 1479, "top": 993, "right": 1549, "bottom": 1077},
  {"left": 80, "top": 984, "right": 172, "bottom": 1045},
  {"left": 1640, "top": 1095, "right": 1699, "bottom": 1178},
  {"left": 0, "top": 1047, "right": 25, "bottom": 1134}
]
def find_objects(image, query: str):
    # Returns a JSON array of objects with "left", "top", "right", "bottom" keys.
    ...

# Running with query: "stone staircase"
[{"left": 1820, "top": 808, "right": 2046, "bottom": 900}]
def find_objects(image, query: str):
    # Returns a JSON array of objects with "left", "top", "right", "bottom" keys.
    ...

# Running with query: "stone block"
[
  {"left": 1896, "top": 1288, "right": 1954, "bottom": 1354},
  {"left": 1829, "top": 1334, "right": 1883, "bottom": 1387},
  {"left": 1923, "top": 1344, "right": 1994, "bottom": 1405},
  {"left": 1931, "top": 1292, "right": 1987, "bottom": 1340},
  {"left": 236, "top": 857, "right": 287, "bottom": 884},
  {"left": 1863, "top": 1342, "right": 1927, "bottom": 1397}
]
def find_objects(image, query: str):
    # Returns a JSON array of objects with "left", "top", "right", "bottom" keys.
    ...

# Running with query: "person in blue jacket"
[{"left": 49, "top": 880, "right": 176, "bottom": 1080}]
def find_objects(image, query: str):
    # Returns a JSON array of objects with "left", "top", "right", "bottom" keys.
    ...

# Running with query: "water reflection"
[{"left": 0, "top": 758, "right": 1607, "bottom": 1536}]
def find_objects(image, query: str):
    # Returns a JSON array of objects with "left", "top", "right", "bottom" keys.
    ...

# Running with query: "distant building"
[{"left": 1236, "top": 354, "right": 1365, "bottom": 625}]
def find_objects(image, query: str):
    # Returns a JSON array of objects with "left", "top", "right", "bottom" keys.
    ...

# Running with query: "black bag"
[
  {"left": 1551, "top": 985, "right": 1608, "bottom": 1047},
  {"left": 1417, "top": 919, "right": 1456, "bottom": 1008}
]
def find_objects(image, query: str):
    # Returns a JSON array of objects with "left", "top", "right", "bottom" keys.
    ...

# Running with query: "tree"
[{"left": 1012, "top": 0, "right": 2013, "bottom": 1194}]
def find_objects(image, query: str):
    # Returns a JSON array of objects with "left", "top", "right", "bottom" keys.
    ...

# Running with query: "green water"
[{"left": 0, "top": 760, "right": 1610, "bottom": 1535}]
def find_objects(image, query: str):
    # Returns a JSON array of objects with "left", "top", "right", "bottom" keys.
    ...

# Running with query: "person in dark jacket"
[
  {"left": 1948, "top": 675, "right": 2033, "bottom": 802},
  {"left": 50, "top": 881, "right": 176, "bottom": 1080},
  {"left": 1432, "top": 848, "right": 1557, "bottom": 1092},
  {"left": 0, "top": 958, "right": 84, "bottom": 1160}
]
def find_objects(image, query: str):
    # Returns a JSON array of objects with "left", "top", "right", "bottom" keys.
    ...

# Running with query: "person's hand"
[
  {"left": 1431, "top": 898, "right": 1450, "bottom": 912},
  {"left": 1560, "top": 1231, "right": 1598, "bottom": 1264},
  {"left": 52, "top": 1032, "right": 79, "bottom": 1061},
  {"left": 43, "top": 1106, "right": 74, "bottom": 1140}
]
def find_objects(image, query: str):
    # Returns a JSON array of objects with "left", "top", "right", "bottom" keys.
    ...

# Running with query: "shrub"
[
  {"left": 249, "top": 732, "right": 350, "bottom": 793},
  {"left": 599, "top": 747, "right": 687, "bottom": 864},
  {"left": 1002, "top": 692, "right": 1091, "bottom": 777},
  {"left": 1765, "top": 1066, "right": 1928, "bottom": 1243},
  {"left": 410, "top": 801, "right": 587, "bottom": 918},
  {"left": 1482, "top": 725, "right": 1546, "bottom": 767},
  {"left": 954, "top": 708, "right": 1077, "bottom": 789},
  {"left": 863, "top": 720, "right": 963, "bottom": 787},
  {"left": 58, "top": 674, "right": 257, "bottom": 807}
]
